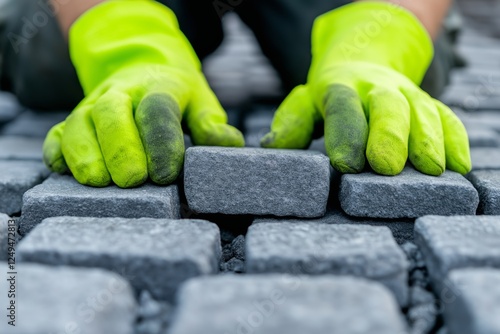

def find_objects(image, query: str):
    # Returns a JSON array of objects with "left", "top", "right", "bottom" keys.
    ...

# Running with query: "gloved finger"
[
  {"left": 186, "top": 76, "right": 245, "bottom": 147},
  {"left": 43, "top": 121, "right": 69, "bottom": 174},
  {"left": 92, "top": 90, "right": 148, "bottom": 188},
  {"left": 366, "top": 88, "right": 410, "bottom": 175},
  {"left": 261, "top": 85, "right": 319, "bottom": 149},
  {"left": 135, "top": 93, "right": 185, "bottom": 185},
  {"left": 404, "top": 89, "right": 446, "bottom": 176},
  {"left": 435, "top": 100, "right": 471, "bottom": 174},
  {"left": 323, "top": 84, "right": 368, "bottom": 173},
  {"left": 62, "top": 104, "right": 111, "bottom": 187}
]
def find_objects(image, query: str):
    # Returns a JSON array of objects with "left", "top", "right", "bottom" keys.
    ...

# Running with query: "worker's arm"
[
  {"left": 262, "top": 1, "right": 471, "bottom": 176},
  {"left": 44, "top": 0, "right": 244, "bottom": 187},
  {"left": 355, "top": 0, "right": 452, "bottom": 39}
]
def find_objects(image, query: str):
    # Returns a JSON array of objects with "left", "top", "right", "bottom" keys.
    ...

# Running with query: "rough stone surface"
[
  {"left": 414, "top": 215, "right": 500, "bottom": 289},
  {"left": 467, "top": 170, "right": 500, "bottom": 214},
  {"left": 0, "top": 136, "right": 44, "bottom": 160},
  {"left": 18, "top": 217, "right": 221, "bottom": 301},
  {"left": 0, "top": 263, "right": 136, "bottom": 334},
  {"left": 340, "top": 167, "right": 479, "bottom": 218},
  {"left": 169, "top": 275, "right": 408, "bottom": 334},
  {"left": 19, "top": 174, "right": 181, "bottom": 234},
  {"left": 444, "top": 268, "right": 500, "bottom": 334},
  {"left": 246, "top": 222, "right": 409, "bottom": 305},
  {"left": 184, "top": 147, "right": 331, "bottom": 217},
  {"left": 254, "top": 207, "right": 415, "bottom": 245},
  {"left": 0, "top": 160, "right": 49, "bottom": 215},
  {"left": 471, "top": 148, "right": 500, "bottom": 170}
]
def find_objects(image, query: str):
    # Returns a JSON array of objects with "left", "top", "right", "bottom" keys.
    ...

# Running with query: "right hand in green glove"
[
  {"left": 43, "top": 0, "right": 244, "bottom": 188},
  {"left": 261, "top": 2, "right": 471, "bottom": 176}
]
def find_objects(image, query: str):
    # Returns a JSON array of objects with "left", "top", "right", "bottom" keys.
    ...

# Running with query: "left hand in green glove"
[{"left": 261, "top": 2, "right": 471, "bottom": 176}]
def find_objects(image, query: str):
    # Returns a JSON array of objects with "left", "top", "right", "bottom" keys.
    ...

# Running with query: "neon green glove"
[
  {"left": 261, "top": 2, "right": 471, "bottom": 176},
  {"left": 43, "top": 0, "right": 244, "bottom": 188}
]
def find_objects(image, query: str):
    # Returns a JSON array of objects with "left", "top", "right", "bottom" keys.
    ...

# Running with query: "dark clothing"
[{"left": 0, "top": 0, "right": 458, "bottom": 111}]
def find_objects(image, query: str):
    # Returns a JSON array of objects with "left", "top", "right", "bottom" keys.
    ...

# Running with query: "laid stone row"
[
  {"left": 245, "top": 222, "right": 409, "bottom": 306},
  {"left": 17, "top": 217, "right": 221, "bottom": 301},
  {"left": 168, "top": 275, "right": 408, "bottom": 334},
  {"left": 5, "top": 147, "right": 494, "bottom": 232},
  {"left": 0, "top": 263, "right": 136, "bottom": 334},
  {"left": 254, "top": 207, "right": 415, "bottom": 245}
]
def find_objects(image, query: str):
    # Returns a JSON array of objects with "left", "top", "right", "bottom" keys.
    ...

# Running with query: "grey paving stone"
[
  {"left": 340, "top": 167, "right": 479, "bottom": 218},
  {"left": 246, "top": 222, "right": 409, "bottom": 305},
  {"left": 169, "top": 275, "right": 408, "bottom": 334},
  {"left": 184, "top": 147, "right": 331, "bottom": 217},
  {"left": 0, "top": 161, "right": 49, "bottom": 215},
  {"left": 19, "top": 174, "right": 181, "bottom": 235},
  {"left": 18, "top": 217, "right": 221, "bottom": 301},
  {"left": 254, "top": 207, "right": 414, "bottom": 245},
  {"left": 444, "top": 268, "right": 500, "bottom": 334},
  {"left": 0, "top": 263, "right": 136, "bottom": 334},
  {"left": 0, "top": 136, "right": 43, "bottom": 160},
  {"left": 1, "top": 110, "right": 69, "bottom": 137},
  {"left": 471, "top": 148, "right": 500, "bottom": 170},
  {"left": 467, "top": 170, "right": 500, "bottom": 214},
  {"left": 414, "top": 215, "right": 500, "bottom": 290}
]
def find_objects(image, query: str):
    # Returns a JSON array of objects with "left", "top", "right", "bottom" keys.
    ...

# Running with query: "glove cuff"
[
  {"left": 310, "top": 1, "right": 434, "bottom": 85},
  {"left": 69, "top": 0, "right": 200, "bottom": 95}
]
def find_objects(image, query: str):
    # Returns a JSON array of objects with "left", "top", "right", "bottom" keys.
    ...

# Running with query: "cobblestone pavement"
[{"left": 1, "top": 7, "right": 500, "bottom": 334}]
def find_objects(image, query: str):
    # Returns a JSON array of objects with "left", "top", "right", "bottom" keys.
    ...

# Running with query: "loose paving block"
[
  {"left": 467, "top": 170, "right": 500, "bottom": 214},
  {"left": 444, "top": 268, "right": 500, "bottom": 334},
  {"left": 0, "top": 136, "right": 43, "bottom": 160},
  {"left": 0, "top": 263, "right": 136, "bottom": 334},
  {"left": 246, "top": 222, "right": 409, "bottom": 305},
  {"left": 184, "top": 147, "right": 331, "bottom": 217},
  {"left": 0, "top": 161, "right": 49, "bottom": 215},
  {"left": 471, "top": 148, "right": 500, "bottom": 170},
  {"left": 340, "top": 167, "right": 479, "bottom": 218},
  {"left": 254, "top": 207, "right": 415, "bottom": 245},
  {"left": 169, "top": 275, "right": 408, "bottom": 334},
  {"left": 414, "top": 215, "right": 500, "bottom": 289},
  {"left": 19, "top": 174, "right": 181, "bottom": 234},
  {"left": 18, "top": 217, "right": 221, "bottom": 300},
  {"left": 1, "top": 110, "right": 69, "bottom": 137}
]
